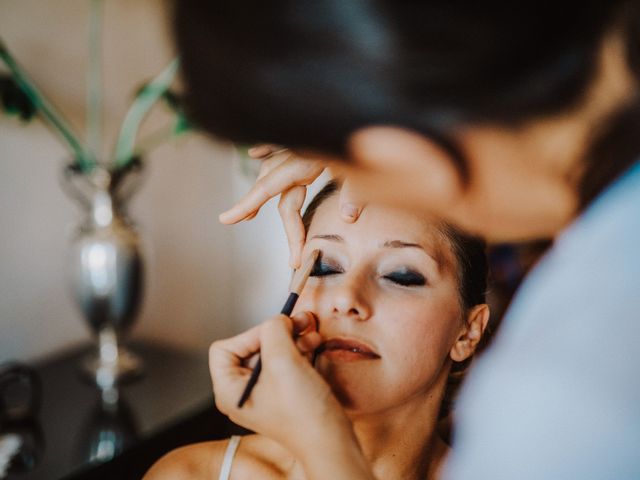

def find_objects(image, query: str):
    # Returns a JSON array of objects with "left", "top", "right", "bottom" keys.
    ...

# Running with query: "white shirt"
[{"left": 445, "top": 161, "right": 640, "bottom": 480}]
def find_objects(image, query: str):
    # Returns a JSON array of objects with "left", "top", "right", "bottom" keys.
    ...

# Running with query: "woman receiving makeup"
[
  {"left": 145, "top": 181, "right": 490, "bottom": 480},
  {"left": 172, "top": 2, "right": 640, "bottom": 478}
]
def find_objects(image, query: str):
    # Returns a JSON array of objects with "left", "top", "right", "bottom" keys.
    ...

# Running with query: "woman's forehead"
[{"left": 308, "top": 193, "right": 456, "bottom": 270}]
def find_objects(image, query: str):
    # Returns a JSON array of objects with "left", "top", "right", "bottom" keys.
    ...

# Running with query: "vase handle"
[
  {"left": 60, "top": 164, "right": 95, "bottom": 209},
  {"left": 110, "top": 157, "right": 145, "bottom": 205}
]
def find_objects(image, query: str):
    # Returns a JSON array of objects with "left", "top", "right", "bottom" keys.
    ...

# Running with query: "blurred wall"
[{"left": 0, "top": 0, "right": 291, "bottom": 362}]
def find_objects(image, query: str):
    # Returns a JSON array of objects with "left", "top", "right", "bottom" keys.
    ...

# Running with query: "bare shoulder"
[
  {"left": 232, "top": 434, "right": 296, "bottom": 479},
  {"left": 143, "top": 439, "right": 229, "bottom": 480},
  {"left": 144, "top": 435, "right": 295, "bottom": 480}
]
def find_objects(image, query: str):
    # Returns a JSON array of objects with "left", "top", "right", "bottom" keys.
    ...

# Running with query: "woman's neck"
[
  {"left": 348, "top": 373, "right": 450, "bottom": 480},
  {"left": 279, "top": 369, "right": 451, "bottom": 480}
]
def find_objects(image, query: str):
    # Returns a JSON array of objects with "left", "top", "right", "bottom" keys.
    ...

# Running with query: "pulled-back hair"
[{"left": 175, "top": 0, "right": 640, "bottom": 203}]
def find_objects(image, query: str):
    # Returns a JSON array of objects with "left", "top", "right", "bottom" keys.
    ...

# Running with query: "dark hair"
[
  {"left": 302, "top": 181, "right": 488, "bottom": 311},
  {"left": 175, "top": 0, "right": 640, "bottom": 201}
]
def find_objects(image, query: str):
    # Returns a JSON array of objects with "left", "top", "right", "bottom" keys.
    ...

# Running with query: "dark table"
[{"left": 3, "top": 341, "right": 244, "bottom": 480}]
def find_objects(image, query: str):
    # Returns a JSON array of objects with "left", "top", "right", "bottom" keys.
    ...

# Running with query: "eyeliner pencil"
[{"left": 237, "top": 249, "right": 320, "bottom": 408}]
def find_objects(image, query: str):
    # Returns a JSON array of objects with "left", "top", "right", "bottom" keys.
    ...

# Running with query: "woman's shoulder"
[
  {"left": 144, "top": 434, "right": 295, "bottom": 480},
  {"left": 143, "top": 438, "right": 230, "bottom": 480}
]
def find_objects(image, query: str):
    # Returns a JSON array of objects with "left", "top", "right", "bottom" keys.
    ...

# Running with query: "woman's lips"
[{"left": 317, "top": 338, "right": 381, "bottom": 361}]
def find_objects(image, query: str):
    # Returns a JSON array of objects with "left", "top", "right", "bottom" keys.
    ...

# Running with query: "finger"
[
  {"left": 292, "top": 311, "right": 321, "bottom": 361},
  {"left": 208, "top": 324, "right": 262, "bottom": 380},
  {"left": 219, "top": 157, "right": 323, "bottom": 225},
  {"left": 259, "top": 315, "right": 299, "bottom": 361},
  {"left": 243, "top": 352, "right": 261, "bottom": 369},
  {"left": 219, "top": 182, "right": 273, "bottom": 224},
  {"left": 295, "top": 332, "right": 322, "bottom": 355},
  {"left": 208, "top": 326, "right": 263, "bottom": 413},
  {"left": 291, "top": 311, "right": 317, "bottom": 336},
  {"left": 338, "top": 177, "right": 365, "bottom": 223},
  {"left": 278, "top": 186, "right": 307, "bottom": 268},
  {"left": 216, "top": 323, "right": 263, "bottom": 359},
  {"left": 256, "top": 154, "right": 289, "bottom": 180},
  {"left": 248, "top": 144, "right": 284, "bottom": 159},
  {"left": 239, "top": 156, "right": 290, "bottom": 222},
  {"left": 219, "top": 156, "right": 286, "bottom": 224},
  {"left": 219, "top": 156, "right": 288, "bottom": 224}
]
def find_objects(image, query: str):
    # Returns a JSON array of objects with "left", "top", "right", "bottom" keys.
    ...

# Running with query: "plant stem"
[
  {"left": 134, "top": 124, "right": 175, "bottom": 157},
  {"left": 113, "top": 57, "right": 179, "bottom": 170},
  {"left": 87, "top": 0, "right": 104, "bottom": 163},
  {"left": 0, "top": 36, "right": 93, "bottom": 171}
]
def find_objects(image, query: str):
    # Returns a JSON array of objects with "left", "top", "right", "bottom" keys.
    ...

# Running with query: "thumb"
[
  {"left": 338, "top": 177, "right": 365, "bottom": 223},
  {"left": 278, "top": 186, "right": 307, "bottom": 268},
  {"left": 291, "top": 311, "right": 321, "bottom": 357}
]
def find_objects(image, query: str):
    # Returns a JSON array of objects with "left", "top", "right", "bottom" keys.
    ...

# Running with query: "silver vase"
[{"left": 62, "top": 160, "right": 145, "bottom": 390}]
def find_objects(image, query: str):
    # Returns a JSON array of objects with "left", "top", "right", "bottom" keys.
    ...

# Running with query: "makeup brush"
[{"left": 237, "top": 249, "right": 321, "bottom": 408}]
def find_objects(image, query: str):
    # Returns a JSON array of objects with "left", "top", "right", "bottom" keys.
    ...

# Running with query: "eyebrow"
[
  {"left": 382, "top": 240, "right": 424, "bottom": 250},
  {"left": 383, "top": 240, "right": 444, "bottom": 271},
  {"left": 310, "top": 235, "right": 426, "bottom": 250},
  {"left": 310, "top": 234, "right": 344, "bottom": 242},
  {"left": 310, "top": 234, "right": 441, "bottom": 267}
]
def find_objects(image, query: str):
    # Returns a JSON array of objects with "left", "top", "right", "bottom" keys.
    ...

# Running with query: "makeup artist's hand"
[
  {"left": 209, "top": 312, "right": 333, "bottom": 439},
  {"left": 209, "top": 313, "right": 373, "bottom": 479},
  {"left": 219, "top": 145, "right": 365, "bottom": 268}
]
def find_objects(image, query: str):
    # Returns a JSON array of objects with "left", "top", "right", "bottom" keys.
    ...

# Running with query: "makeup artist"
[{"left": 173, "top": 2, "right": 640, "bottom": 479}]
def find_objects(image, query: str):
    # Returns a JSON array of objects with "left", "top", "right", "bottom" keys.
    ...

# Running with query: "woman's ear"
[
  {"left": 450, "top": 304, "right": 490, "bottom": 362},
  {"left": 346, "top": 126, "right": 463, "bottom": 210}
]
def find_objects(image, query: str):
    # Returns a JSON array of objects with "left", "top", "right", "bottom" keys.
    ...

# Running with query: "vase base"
[{"left": 80, "top": 347, "right": 143, "bottom": 390}]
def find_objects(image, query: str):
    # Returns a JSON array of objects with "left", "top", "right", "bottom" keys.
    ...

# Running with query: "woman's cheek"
[
  {"left": 384, "top": 304, "right": 454, "bottom": 367},
  {"left": 293, "top": 283, "right": 322, "bottom": 316}
]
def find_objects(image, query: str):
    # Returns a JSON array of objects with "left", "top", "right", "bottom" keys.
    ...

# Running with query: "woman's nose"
[{"left": 331, "top": 276, "right": 372, "bottom": 321}]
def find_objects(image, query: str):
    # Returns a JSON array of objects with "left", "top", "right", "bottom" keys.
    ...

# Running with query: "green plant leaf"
[
  {"left": 0, "top": 37, "right": 93, "bottom": 170},
  {"left": 0, "top": 74, "right": 37, "bottom": 121},
  {"left": 173, "top": 113, "right": 190, "bottom": 135}
]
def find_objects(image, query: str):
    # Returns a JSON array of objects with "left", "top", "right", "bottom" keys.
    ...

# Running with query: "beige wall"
[{"left": 0, "top": 0, "right": 292, "bottom": 362}]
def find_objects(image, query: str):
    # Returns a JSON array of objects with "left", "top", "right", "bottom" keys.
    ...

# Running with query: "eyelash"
[
  {"left": 310, "top": 260, "right": 342, "bottom": 277},
  {"left": 310, "top": 260, "right": 426, "bottom": 287},
  {"left": 383, "top": 270, "right": 426, "bottom": 287}
]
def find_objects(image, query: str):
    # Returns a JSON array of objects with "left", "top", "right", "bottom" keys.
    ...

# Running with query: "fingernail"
[{"left": 340, "top": 203, "right": 358, "bottom": 220}]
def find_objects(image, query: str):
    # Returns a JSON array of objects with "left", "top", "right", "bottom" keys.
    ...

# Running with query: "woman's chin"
[
  {"left": 336, "top": 391, "right": 379, "bottom": 414},
  {"left": 319, "top": 369, "right": 384, "bottom": 413},
  {"left": 336, "top": 391, "right": 398, "bottom": 418}
]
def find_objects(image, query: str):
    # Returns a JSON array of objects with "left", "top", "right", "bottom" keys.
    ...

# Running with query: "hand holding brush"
[{"left": 237, "top": 249, "right": 321, "bottom": 408}]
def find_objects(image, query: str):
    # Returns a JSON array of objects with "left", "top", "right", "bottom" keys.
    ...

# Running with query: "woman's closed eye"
[
  {"left": 310, "top": 259, "right": 343, "bottom": 277},
  {"left": 383, "top": 269, "right": 426, "bottom": 287}
]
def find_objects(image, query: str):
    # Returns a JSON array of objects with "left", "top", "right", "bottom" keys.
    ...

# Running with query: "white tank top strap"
[{"left": 218, "top": 435, "right": 242, "bottom": 480}]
